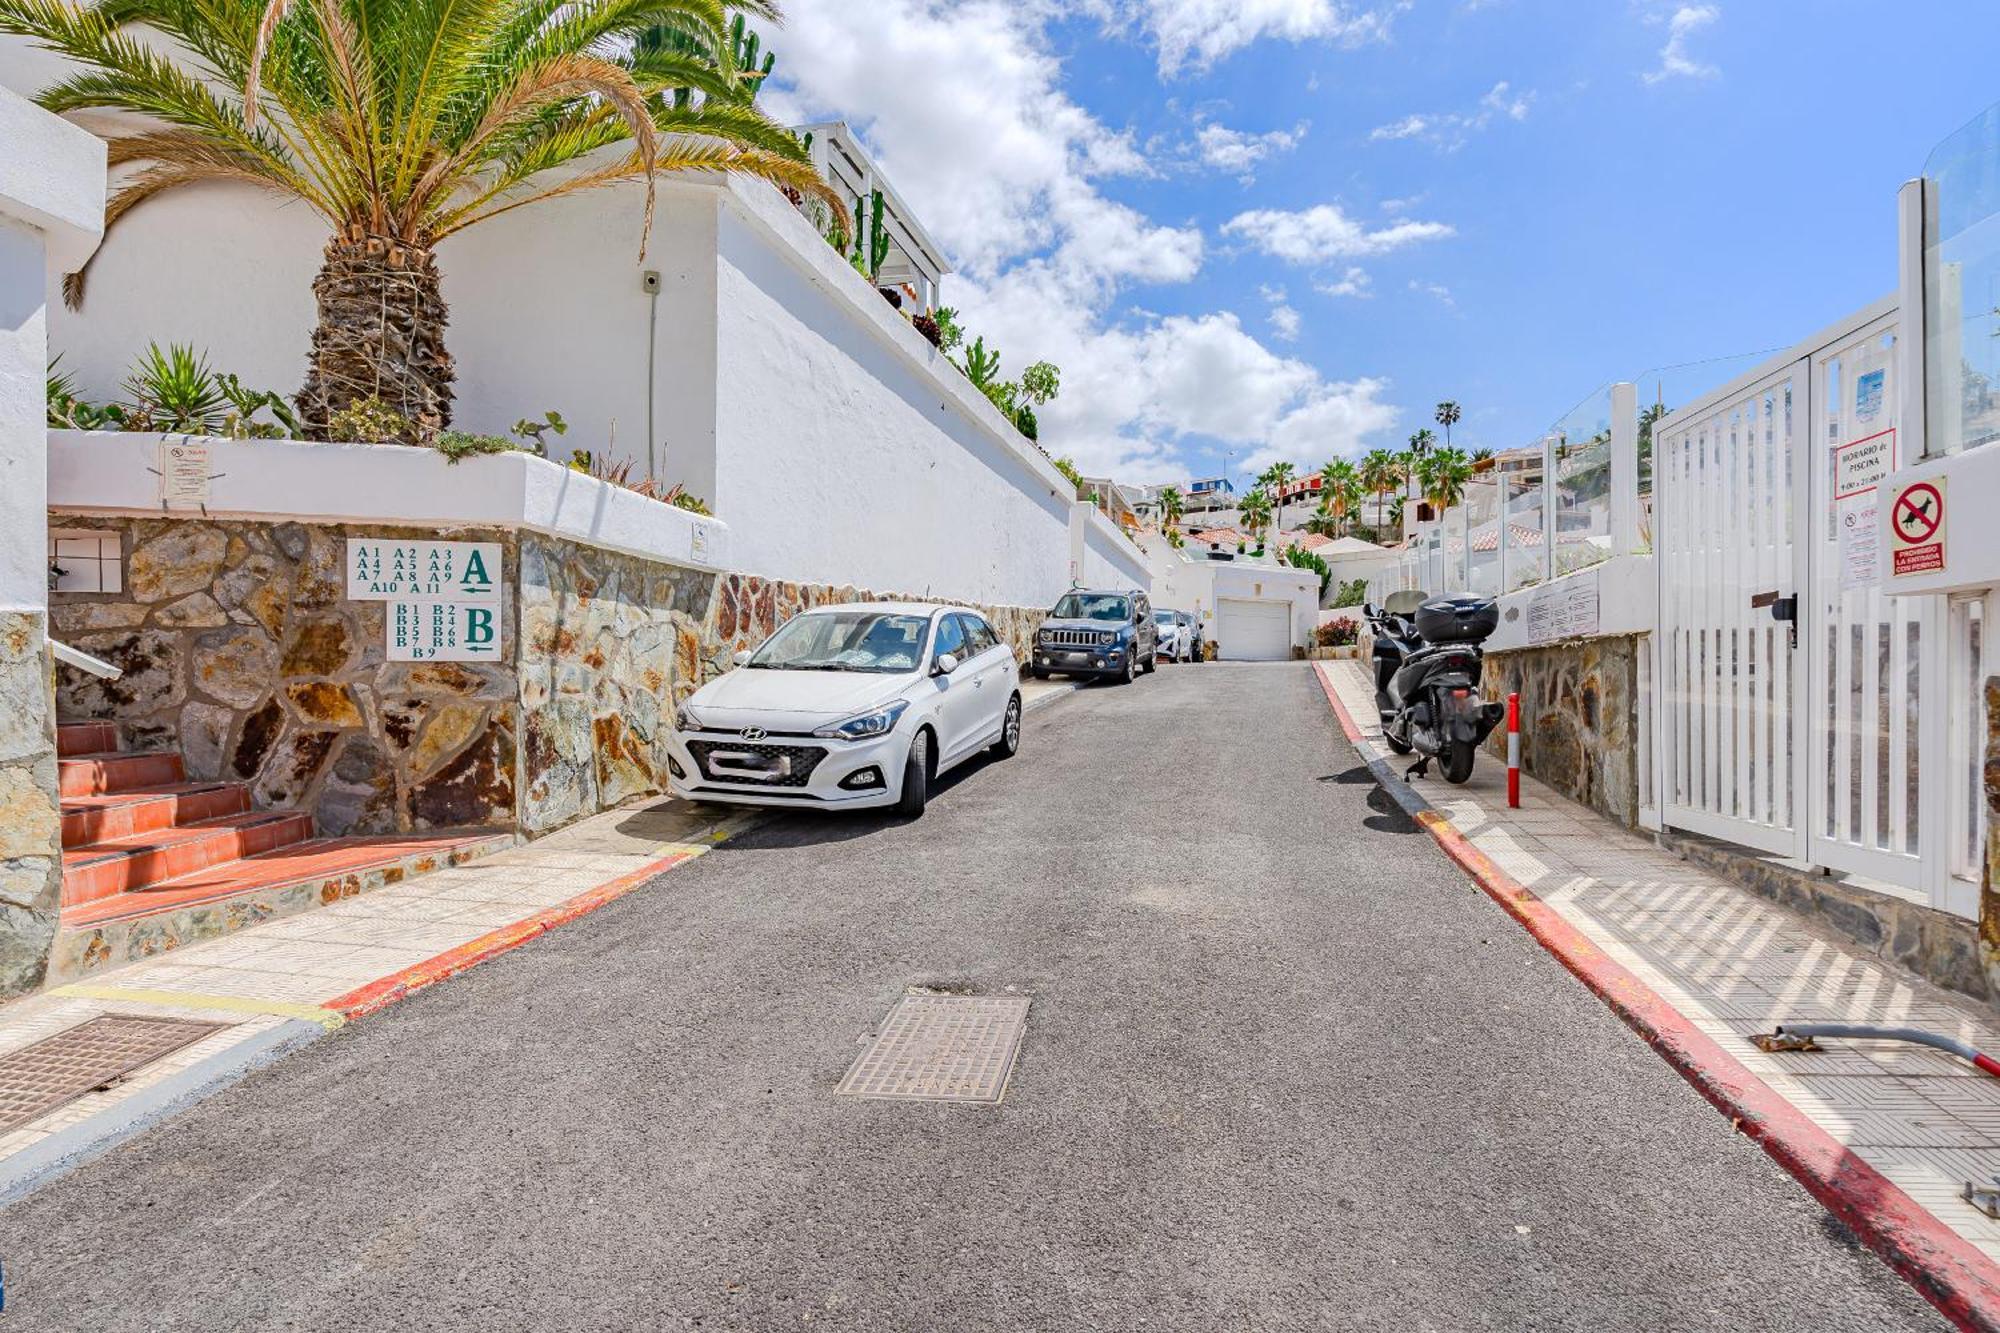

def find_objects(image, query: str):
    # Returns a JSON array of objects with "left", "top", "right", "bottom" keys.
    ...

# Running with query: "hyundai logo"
[{"left": 739, "top": 726, "right": 767, "bottom": 741}]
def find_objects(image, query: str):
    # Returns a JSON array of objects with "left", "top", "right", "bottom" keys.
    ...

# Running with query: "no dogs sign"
[{"left": 1888, "top": 477, "right": 1946, "bottom": 578}]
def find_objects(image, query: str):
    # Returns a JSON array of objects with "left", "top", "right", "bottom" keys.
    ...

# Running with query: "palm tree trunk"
[{"left": 299, "top": 224, "right": 455, "bottom": 441}]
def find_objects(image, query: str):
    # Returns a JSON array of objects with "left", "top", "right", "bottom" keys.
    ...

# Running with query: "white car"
[
  {"left": 665, "top": 602, "right": 1022, "bottom": 817},
  {"left": 1153, "top": 609, "right": 1191, "bottom": 662}
]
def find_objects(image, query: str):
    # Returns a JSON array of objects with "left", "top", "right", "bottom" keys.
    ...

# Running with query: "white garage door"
[{"left": 1215, "top": 598, "right": 1292, "bottom": 661}]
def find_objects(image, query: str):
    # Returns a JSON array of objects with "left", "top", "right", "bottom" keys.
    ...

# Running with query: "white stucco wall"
[
  {"left": 709, "top": 178, "right": 1090, "bottom": 609},
  {"left": 1142, "top": 530, "right": 1318, "bottom": 648},
  {"left": 1078, "top": 509, "right": 1151, "bottom": 592}
]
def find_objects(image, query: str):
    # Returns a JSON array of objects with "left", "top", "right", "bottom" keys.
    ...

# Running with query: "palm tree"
[
  {"left": 1419, "top": 447, "right": 1473, "bottom": 512},
  {"left": 1359, "top": 448, "right": 1399, "bottom": 532},
  {"left": 2, "top": 0, "right": 837, "bottom": 440},
  {"left": 1319, "top": 458, "right": 1360, "bottom": 536},
  {"left": 1435, "top": 400, "right": 1461, "bottom": 449},
  {"left": 1157, "top": 484, "right": 1184, "bottom": 531},
  {"left": 1257, "top": 461, "right": 1296, "bottom": 539},
  {"left": 1237, "top": 487, "right": 1273, "bottom": 548}
]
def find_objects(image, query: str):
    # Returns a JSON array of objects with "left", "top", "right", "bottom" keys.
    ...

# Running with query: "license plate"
[{"left": 709, "top": 750, "right": 791, "bottom": 780}]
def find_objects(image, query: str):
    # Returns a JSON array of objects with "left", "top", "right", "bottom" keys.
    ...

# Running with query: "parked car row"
[
  {"left": 1028, "top": 588, "right": 1203, "bottom": 683},
  {"left": 663, "top": 586, "right": 1203, "bottom": 821}
]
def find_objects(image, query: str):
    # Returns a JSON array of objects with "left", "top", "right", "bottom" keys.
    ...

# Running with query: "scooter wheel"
[{"left": 1443, "top": 740, "right": 1476, "bottom": 784}]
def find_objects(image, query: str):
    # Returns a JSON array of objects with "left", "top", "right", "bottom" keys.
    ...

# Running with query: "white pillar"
[
  {"left": 0, "top": 88, "right": 103, "bottom": 995},
  {"left": 1898, "top": 178, "right": 1933, "bottom": 461},
  {"left": 1610, "top": 381, "right": 1640, "bottom": 555},
  {"left": 1541, "top": 433, "right": 1558, "bottom": 584}
]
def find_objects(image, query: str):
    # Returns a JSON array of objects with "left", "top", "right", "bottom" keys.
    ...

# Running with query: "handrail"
[{"left": 48, "top": 637, "right": 121, "bottom": 680}]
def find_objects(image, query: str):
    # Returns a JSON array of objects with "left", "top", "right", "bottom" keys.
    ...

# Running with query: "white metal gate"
[
  {"left": 1805, "top": 312, "right": 1929, "bottom": 887},
  {"left": 1655, "top": 358, "right": 1810, "bottom": 856},
  {"left": 1655, "top": 298, "right": 1934, "bottom": 900}
]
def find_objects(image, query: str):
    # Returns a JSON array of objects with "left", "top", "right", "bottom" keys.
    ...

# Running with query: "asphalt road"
[{"left": 0, "top": 663, "right": 1945, "bottom": 1331}]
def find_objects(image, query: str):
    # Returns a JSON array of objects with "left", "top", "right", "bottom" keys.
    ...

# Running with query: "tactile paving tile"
[
  {"left": 837, "top": 995, "right": 1030, "bottom": 1104},
  {"left": 0, "top": 1014, "right": 225, "bottom": 1134}
]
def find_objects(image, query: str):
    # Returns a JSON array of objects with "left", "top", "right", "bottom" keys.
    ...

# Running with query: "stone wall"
[
  {"left": 55, "top": 514, "right": 1049, "bottom": 843},
  {"left": 0, "top": 612, "right": 61, "bottom": 994},
  {"left": 51, "top": 516, "right": 520, "bottom": 836},
  {"left": 1480, "top": 636, "right": 1642, "bottom": 829}
]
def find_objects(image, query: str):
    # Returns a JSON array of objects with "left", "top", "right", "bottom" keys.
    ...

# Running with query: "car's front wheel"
[
  {"left": 1031, "top": 667, "right": 1050, "bottom": 680},
  {"left": 896, "top": 728, "right": 932, "bottom": 817},
  {"left": 991, "top": 694, "right": 1022, "bottom": 759}
]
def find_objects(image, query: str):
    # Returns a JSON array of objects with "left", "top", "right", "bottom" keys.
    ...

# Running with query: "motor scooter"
[{"left": 1363, "top": 590, "right": 1506, "bottom": 784}]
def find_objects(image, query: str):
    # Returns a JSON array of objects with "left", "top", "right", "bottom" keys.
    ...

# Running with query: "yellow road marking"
[{"left": 49, "top": 983, "right": 345, "bottom": 1029}]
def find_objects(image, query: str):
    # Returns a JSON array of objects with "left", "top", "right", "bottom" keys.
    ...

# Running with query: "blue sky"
[{"left": 768, "top": 1, "right": 2000, "bottom": 488}]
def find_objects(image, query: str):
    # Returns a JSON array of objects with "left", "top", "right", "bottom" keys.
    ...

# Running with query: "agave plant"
[
  {"left": 0, "top": 0, "right": 839, "bottom": 442},
  {"left": 123, "top": 342, "right": 230, "bottom": 431}
]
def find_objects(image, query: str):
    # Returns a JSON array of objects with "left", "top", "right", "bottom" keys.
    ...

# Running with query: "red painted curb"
[
  {"left": 1313, "top": 661, "right": 2000, "bottom": 1332},
  {"left": 326, "top": 846, "right": 705, "bottom": 1020}
]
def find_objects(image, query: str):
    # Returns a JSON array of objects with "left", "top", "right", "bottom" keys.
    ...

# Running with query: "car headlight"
[
  {"left": 1100, "top": 631, "right": 1117, "bottom": 645},
  {"left": 674, "top": 704, "right": 706, "bottom": 732},
  {"left": 813, "top": 698, "right": 910, "bottom": 741}
]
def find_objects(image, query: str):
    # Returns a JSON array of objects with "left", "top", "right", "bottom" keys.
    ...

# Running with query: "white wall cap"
[
  {"left": 47, "top": 431, "right": 731, "bottom": 571},
  {"left": 0, "top": 87, "right": 105, "bottom": 272}
]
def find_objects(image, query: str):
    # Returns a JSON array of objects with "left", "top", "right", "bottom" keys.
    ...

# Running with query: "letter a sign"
[{"left": 1888, "top": 477, "right": 1946, "bottom": 579}]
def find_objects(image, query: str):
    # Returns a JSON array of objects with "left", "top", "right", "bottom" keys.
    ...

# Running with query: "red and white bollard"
[{"left": 1506, "top": 692, "right": 1521, "bottom": 809}]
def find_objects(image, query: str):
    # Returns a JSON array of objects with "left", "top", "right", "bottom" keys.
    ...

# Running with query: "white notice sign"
[
  {"left": 388, "top": 600, "right": 503, "bottom": 661},
  {"left": 347, "top": 540, "right": 501, "bottom": 603},
  {"left": 1838, "top": 494, "right": 1880, "bottom": 590},
  {"left": 1524, "top": 572, "right": 1601, "bottom": 644},
  {"left": 159, "top": 438, "right": 212, "bottom": 509}
]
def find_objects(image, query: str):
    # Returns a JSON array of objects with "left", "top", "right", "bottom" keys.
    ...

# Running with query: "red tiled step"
[
  {"left": 59, "top": 752, "right": 185, "bottom": 798},
  {"left": 56, "top": 722, "right": 117, "bottom": 758},
  {"left": 61, "top": 783, "right": 251, "bottom": 849},
  {"left": 62, "top": 833, "right": 506, "bottom": 928},
  {"left": 61, "top": 811, "right": 314, "bottom": 906}
]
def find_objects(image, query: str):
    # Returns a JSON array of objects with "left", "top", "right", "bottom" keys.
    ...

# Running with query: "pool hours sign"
[{"left": 346, "top": 540, "right": 505, "bottom": 662}]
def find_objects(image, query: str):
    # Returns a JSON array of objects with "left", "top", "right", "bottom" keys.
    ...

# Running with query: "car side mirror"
[
  {"left": 934, "top": 651, "right": 960, "bottom": 676},
  {"left": 733, "top": 649, "right": 751, "bottom": 666}
]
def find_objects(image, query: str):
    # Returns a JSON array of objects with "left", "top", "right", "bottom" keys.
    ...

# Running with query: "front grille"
[
  {"left": 1042, "top": 629, "right": 1106, "bottom": 648},
  {"left": 686, "top": 740, "right": 827, "bottom": 789}
]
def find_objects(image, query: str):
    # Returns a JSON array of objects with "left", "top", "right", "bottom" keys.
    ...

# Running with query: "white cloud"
[
  {"left": 1316, "top": 267, "right": 1373, "bottom": 298},
  {"left": 1369, "top": 81, "right": 1533, "bottom": 151},
  {"left": 1260, "top": 285, "right": 1303, "bottom": 340},
  {"left": 767, "top": 1, "right": 1403, "bottom": 479},
  {"left": 1408, "top": 278, "right": 1456, "bottom": 307},
  {"left": 1196, "top": 121, "right": 1308, "bottom": 176},
  {"left": 763, "top": 1, "right": 1192, "bottom": 284},
  {"left": 1103, "top": 0, "right": 1408, "bottom": 76},
  {"left": 1222, "top": 204, "right": 1454, "bottom": 263},
  {"left": 1643, "top": 4, "right": 1720, "bottom": 84}
]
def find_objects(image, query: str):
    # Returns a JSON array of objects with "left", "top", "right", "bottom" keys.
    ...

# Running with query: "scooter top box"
[{"left": 1415, "top": 595, "right": 1499, "bottom": 644}]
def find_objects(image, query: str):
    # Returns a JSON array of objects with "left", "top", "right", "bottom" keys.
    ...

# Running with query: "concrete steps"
[{"left": 51, "top": 724, "right": 511, "bottom": 972}]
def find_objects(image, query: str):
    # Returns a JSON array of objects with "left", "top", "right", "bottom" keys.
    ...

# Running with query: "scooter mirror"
[{"left": 1362, "top": 602, "right": 1376, "bottom": 618}]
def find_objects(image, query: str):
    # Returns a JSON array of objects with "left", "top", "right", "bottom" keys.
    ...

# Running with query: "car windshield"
[
  {"left": 1053, "top": 593, "right": 1131, "bottom": 621},
  {"left": 1153, "top": 611, "right": 1174, "bottom": 625},
  {"left": 745, "top": 611, "right": 931, "bottom": 674}
]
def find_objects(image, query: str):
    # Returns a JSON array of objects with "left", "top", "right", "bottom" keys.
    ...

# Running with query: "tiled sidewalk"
[
  {"left": 0, "top": 796, "right": 757, "bottom": 1177},
  {"left": 1323, "top": 659, "right": 2000, "bottom": 1265}
]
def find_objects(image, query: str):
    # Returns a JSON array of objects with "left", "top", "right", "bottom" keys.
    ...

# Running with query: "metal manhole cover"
[
  {"left": 837, "top": 995, "right": 1030, "bottom": 1104},
  {"left": 0, "top": 1015, "right": 226, "bottom": 1135}
]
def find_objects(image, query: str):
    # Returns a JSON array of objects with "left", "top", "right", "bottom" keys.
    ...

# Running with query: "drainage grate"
[
  {"left": 837, "top": 995, "right": 1030, "bottom": 1104},
  {"left": 0, "top": 1015, "right": 226, "bottom": 1135}
]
